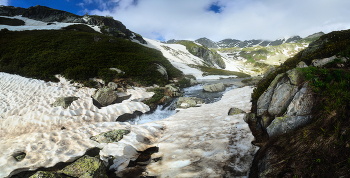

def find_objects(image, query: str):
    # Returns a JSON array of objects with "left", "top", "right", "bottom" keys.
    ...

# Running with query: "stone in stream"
[
  {"left": 177, "top": 97, "right": 204, "bottom": 109},
  {"left": 203, "top": 82, "right": 225, "bottom": 92}
]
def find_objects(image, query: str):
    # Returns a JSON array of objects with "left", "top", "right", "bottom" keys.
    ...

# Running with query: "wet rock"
[
  {"left": 228, "top": 107, "right": 246, "bottom": 115},
  {"left": 59, "top": 155, "right": 108, "bottom": 178},
  {"left": 257, "top": 73, "right": 284, "bottom": 116},
  {"left": 91, "top": 129, "right": 130, "bottom": 143},
  {"left": 267, "top": 78, "right": 298, "bottom": 116},
  {"left": 52, "top": 96, "right": 79, "bottom": 109},
  {"left": 203, "top": 82, "right": 225, "bottom": 92},
  {"left": 177, "top": 97, "right": 204, "bottom": 108},
  {"left": 266, "top": 115, "right": 312, "bottom": 137},
  {"left": 92, "top": 87, "right": 118, "bottom": 106},
  {"left": 285, "top": 82, "right": 314, "bottom": 116}
]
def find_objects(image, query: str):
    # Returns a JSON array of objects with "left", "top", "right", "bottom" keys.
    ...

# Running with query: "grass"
[{"left": 0, "top": 26, "right": 182, "bottom": 86}]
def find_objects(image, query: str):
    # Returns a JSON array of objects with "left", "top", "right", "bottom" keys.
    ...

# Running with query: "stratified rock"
[
  {"left": 266, "top": 115, "right": 312, "bottom": 137},
  {"left": 296, "top": 61, "right": 308, "bottom": 68},
  {"left": 257, "top": 73, "right": 284, "bottom": 116},
  {"left": 60, "top": 155, "right": 108, "bottom": 178},
  {"left": 92, "top": 87, "right": 118, "bottom": 106},
  {"left": 203, "top": 82, "right": 225, "bottom": 92},
  {"left": 107, "top": 82, "right": 118, "bottom": 90},
  {"left": 228, "top": 107, "right": 246, "bottom": 115},
  {"left": 177, "top": 97, "right": 204, "bottom": 108},
  {"left": 285, "top": 82, "right": 314, "bottom": 116},
  {"left": 154, "top": 63, "right": 168, "bottom": 80},
  {"left": 268, "top": 79, "right": 298, "bottom": 116},
  {"left": 91, "top": 129, "right": 130, "bottom": 143},
  {"left": 53, "top": 96, "right": 79, "bottom": 109},
  {"left": 286, "top": 68, "right": 302, "bottom": 85}
]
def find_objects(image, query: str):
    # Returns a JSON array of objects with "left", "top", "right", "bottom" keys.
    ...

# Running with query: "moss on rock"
[
  {"left": 59, "top": 155, "right": 108, "bottom": 178},
  {"left": 91, "top": 129, "right": 130, "bottom": 143}
]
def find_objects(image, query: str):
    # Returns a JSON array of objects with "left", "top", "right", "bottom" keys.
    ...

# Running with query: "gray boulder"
[
  {"left": 53, "top": 96, "right": 79, "bottom": 109},
  {"left": 155, "top": 63, "right": 168, "bottom": 80},
  {"left": 286, "top": 68, "right": 303, "bottom": 85},
  {"left": 177, "top": 97, "right": 204, "bottom": 109},
  {"left": 165, "top": 84, "right": 183, "bottom": 97},
  {"left": 190, "top": 78, "right": 199, "bottom": 86},
  {"left": 260, "top": 116, "right": 273, "bottom": 129},
  {"left": 296, "top": 61, "right": 308, "bottom": 68},
  {"left": 285, "top": 82, "right": 314, "bottom": 116},
  {"left": 92, "top": 87, "right": 118, "bottom": 106},
  {"left": 257, "top": 73, "right": 284, "bottom": 116},
  {"left": 203, "top": 82, "right": 225, "bottom": 92},
  {"left": 312, "top": 55, "right": 348, "bottom": 67},
  {"left": 228, "top": 107, "right": 246, "bottom": 115},
  {"left": 107, "top": 82, "right": 118, "bottom": 90},
  {"left": 267, "top": 78, "right": 298, "bottom": 116},
  {"left": 266, "top": 115, "right": 312, "bottom": 137}
]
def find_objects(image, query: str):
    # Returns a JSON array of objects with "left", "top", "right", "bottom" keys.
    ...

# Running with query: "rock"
[
  {"left": 94, "top": 34, "right": 102, "bottom": 42},
  {"left": 53, "top": 96, "right": 79, "bottom": 109},
  {"left": 14, "top": 152, "right": 26, "bottom": 162},
  {"left": 177, "top": 97, "right": 204, "bottom": 108},
  {"left": 263, "top": 66, "right": 276, "bottom": 78},
  {"left": 91, "top": 129, "right": 130, "bottom": 143},
  {"left": 92, "top": 87, "right": 118, "bottom": 106},
  {"left": 59, "top": 155, "right": 108, "bottom": 178},
  {"left": 165, "top": 84, "right": 182, "bottom": 97},
  {"left": 21, "top": 5, "right": 82, "bottom": 22},
  {"left": 109, "top": 38, "right": 117, "bottom": 43},
  {"left": 29, "top": 171, "right": 69, "bottom": 178},
  {"left": 312, "top": 55, "right": 348, "bottom": 67},
  {"left": 159, "top": 96, "right": 172, "bottom": 104},
  {"left": 286, "top": 68, "right": 302, "bottom": 85},
  {"left": 109, "top": 68, "right": 125, "bottom": 74},
  {"left": 0, "top": 6, "right": 26, "bottom": 16},
  {"left": 260, "top": 116, "right": 273, "bottom": 128},
  {"left": 154, "top": 63, "right": 168, "bottom": 80},
  {"left": 257, "top": 73, "right": 284, "bottom": 116},
  {"left": 267, "top": 78, "right": 298, "bottom": 116},
  {"left": 203, "top": 82, "right": 225, "bottom": 92},
  {"left": 266, "top": 115, "right": 312, "bottom": 137},
  {"left": 301, "top": 37, "right": 328, "bottom": 58},
  {"left": 107, "top": 82, "right": 118, "bottom": 90},
  {"left": 228, "top": 107, "right": 246, "bottom": 115},
  {"left": 296, "top": 61, "right": 308, "bottom": 68},
  {"left": 285, "top": 82, "right": 314, "bottom": 116},
  {"left": 189, "top": 78, "right": 199, "bottom": 86},
  {"left": 244, "top": 113, "right": 257, "bottom": 123}
]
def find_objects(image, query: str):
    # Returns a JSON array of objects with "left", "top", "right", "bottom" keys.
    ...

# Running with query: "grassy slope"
[
  {"left": 250, "top": 29, "right": 350, "bottom": 177},
  {"left": 0, "top": 25, "right": 182, "bottom": 86}
]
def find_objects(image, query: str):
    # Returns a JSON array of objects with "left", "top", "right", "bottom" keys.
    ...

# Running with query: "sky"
[{"left": 2, "top": 0, "right": 350, "bottom": 42}]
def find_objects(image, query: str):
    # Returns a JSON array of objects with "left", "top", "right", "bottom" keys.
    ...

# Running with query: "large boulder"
[
  {"left": 154, "top": 63, "right": 168, "bottom": 80},
  {"left": 296, "top": 61, "right": 308, "bottom": 68},
  {"left": 228, "top": 107, "right": 246, "bottom": 115},
  {"left": 257, "top": 73, "right": 284, "bottom": 116},
  {"left": 177, "top": 97, "right": 204, "bottom": 109},
  {"left": 59, "top": 155, "right": 108, "bottom": 178},
  {"left": 266, "top": 115, "right": 312, "bottom": 138},
  {"left": 52, "top": 96, "right": 79, "bottom": 109},
  {"left": 92, "top": 87, "right": 118, "bottom": 106},
  {"left": 107, "top": 82, "right": 118, "bottom": 90},
  {"left": 312, "top": 55, "right": 348, "bottom": 67},
  {"left": 267, "top": 78, "right": 298, "bottom": 116},
  {"left": 285, "top": 82, "right": 314, "bottom": 116},
  {"left": 189, "top": 78, "right": 199, "bottom": 86},
  {"left": 203, "top": 82, "right": 225, "bottom": 92},
  {"left": 286, "top": 68, "right": 303, "bottom": 85}
]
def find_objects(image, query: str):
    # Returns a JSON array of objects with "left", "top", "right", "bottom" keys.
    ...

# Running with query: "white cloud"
[
  {"left": 0, "top": 0, "right": 8, "bottom": 6},
  {"left": 85, "top": 0, "right": 350, "bottom": 41}
]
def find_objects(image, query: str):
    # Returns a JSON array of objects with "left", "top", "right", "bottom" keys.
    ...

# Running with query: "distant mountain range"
[{"left": 167, "top": 32, "right": 325, "bottom": 49}]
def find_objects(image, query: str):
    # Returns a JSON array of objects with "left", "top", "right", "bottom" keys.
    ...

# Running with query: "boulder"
[
  {"left": 91, "top": 129, "right": 130, "bottom": 143},
  {"left": 59, "top": 155, "right": 108, "bottom": 178},
  {"left": 154, "top": 63, "right": 168, "bottom": 80},
  {"left": 267, "top": 79, "right": 298, "bottom": 116},
  {"left": 285, "top": 82, "right": 314, "bottom": 116},
  {"left": 107, "top": 82, "right": 118, "bottom": 90},
  {"left": 92, "top": 87, "right": 118, "bottom": 106},
  {"left": 177, "top": 97, "right": 204, "bottom": 109},
  {"left": 203, "top": 82, "right": 225, "bottom": 92},
  {"left": 312, "top": 55, "right": 348, "bottom": 67},
  {"left": 260, "top": 116, "right": 273, "bottom": 129},
  {"left": 164, "top": 84, "right": 182, "bottom": 97},
  {"left": 52, "top": 96, "right": 79, "bottom": 109},
  {"left": 29, "top": 171, "right": 69, "bottom": 178},
  {"left": 228, "top": 107, "right": 246, "bottom": 115},
  {"left": 159, "top": 96, "right": 172, "bottom": 104},
  {"left": 266, "top": 115, "right": 312, "bottom": 137},
  {"left": 296, "top": 61, "right": 308, "bottom": 68},
  {"left": 257, "top": 73, "right": 284, "bottom": 116},
  {"left": 109, "top": 68, "right": 125, "bottom": 74},
  {"left": 190, "top": 78, "right": 199, "bottom": 86},
  {"left": 286, "top": 68, "right": 302, "bottom": 85}
]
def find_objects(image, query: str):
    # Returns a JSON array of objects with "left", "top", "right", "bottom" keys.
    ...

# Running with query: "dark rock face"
[
  {"left": 21, "top": 5, "right": 80, "bottom": 23},
  {"left": 0, "top": 6, "right": 26, "bottom": 16},
  {"left": 188, "top": 45, "right": 226, "bottom": 68}
]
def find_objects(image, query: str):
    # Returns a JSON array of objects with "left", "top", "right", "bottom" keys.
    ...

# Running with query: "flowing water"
[{"left": 129, "top": 81, "right": 239, "bottom": 124}]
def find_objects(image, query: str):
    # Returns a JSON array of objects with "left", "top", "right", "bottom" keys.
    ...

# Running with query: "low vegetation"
[
  {"left": 0, "top": 17, "right": 25, "bottom": 26},
  {"left": 0, "top": 25, "right": 182, "bottom": 86}
]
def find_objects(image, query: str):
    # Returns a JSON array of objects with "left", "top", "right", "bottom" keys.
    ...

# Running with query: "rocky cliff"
[
  {"left": 0, "top": 5, "right": 146, "bottom": 44},
  {"left": 248, "top": 29, "right": 350, "bottom": 177}
]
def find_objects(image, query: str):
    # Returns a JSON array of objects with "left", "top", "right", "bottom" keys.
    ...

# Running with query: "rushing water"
[{"left": 129, "top": 83, "right": 238, "bottom": 125}]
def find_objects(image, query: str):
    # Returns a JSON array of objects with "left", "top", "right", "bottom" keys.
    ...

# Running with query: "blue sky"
[{"left": 2, "top": 0, "right": 350, "bottom": 42}]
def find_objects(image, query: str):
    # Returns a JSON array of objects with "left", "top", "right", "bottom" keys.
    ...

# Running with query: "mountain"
[{"left": 195, "top": 37, "right": 219, "bottom": 48}]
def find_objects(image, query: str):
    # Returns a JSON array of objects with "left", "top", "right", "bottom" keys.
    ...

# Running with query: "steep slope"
[
  {"left": 195, "top": 37, "right": 219, "bottom": 48},
  {"left": 249, "top": 29, "right": 350, "bottom": 177}
]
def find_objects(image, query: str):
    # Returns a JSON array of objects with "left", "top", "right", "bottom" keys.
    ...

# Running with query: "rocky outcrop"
[
  {"left": 190, "top": 78, "right": 199, "bottom": 86},
  {"left": 92, "top": 87, "right": 118, "bottom": 106},
  {"left": 312, "top": 55, "right": 348, "bottom": 67},
  {"left": 0, "top": 6, "right": 26, "bottom": 16},
  {"left": 52, "top": 96, "right": 79, "bottom": 109},
  {"left": 203, "top": 82, "right": 225, "bottom": 92},
  {"left": 107, "top": 82, "right": 118, "bottom": 90},
  {"left": 177, "top": 97, "right": 204, "bottom": 108},
  {"left": 21, "top": 5, "right": 83, "bottom": 23},
  {"left": 296, "top": 61, "right": 308, "bottom": 68}
]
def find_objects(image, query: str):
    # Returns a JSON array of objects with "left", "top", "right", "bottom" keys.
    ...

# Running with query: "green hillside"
[{"left": 0, "top": 25, "right": 182, "bottom": 86}]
